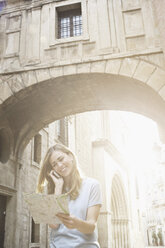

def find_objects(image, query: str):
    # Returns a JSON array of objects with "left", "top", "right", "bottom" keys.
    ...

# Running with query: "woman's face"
[{"left": 49, "top": 150, "right": 74, "bottom": 179}]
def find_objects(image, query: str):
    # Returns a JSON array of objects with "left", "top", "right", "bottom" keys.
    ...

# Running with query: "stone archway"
[
  {"left": 111, "top": 174, "right": 129, "bottom": 248},
  {"left": 0, "top": 57, "right": 165, "bottom": 159}
]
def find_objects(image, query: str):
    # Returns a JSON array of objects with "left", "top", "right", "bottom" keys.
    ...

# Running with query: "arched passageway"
[
  {"left": 1, "top": 65, "right": 165, "bottom": 160},
  {"left": 0, "top": 59, "right": 165, "bottom": 248},
  {"left": 111, "top": 175, "right": 129, "bottom": 248}
]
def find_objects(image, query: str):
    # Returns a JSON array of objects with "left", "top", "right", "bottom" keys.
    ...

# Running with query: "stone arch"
[
  {"left": 111, "top": 174, "right": 130, "bottom": 248},
  {"left": 0, "top": 57, "right": 165, "bottom": 159}
]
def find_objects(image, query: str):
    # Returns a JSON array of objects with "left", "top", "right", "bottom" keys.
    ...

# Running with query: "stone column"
[
  {"left": 124, "top": 220, "right": 128, "bottom": 248},
  {"left": 13, "top": 158, "right": 24, "bottom": 248},
  {"left": 121, "top": 220, "right": 124, "bottom": 248},
  {"left": 98, "top": 211, "right": 112, "bottom": 248},
  {"left": 92, "top": 141, "right": 113, "bottom": 247}
]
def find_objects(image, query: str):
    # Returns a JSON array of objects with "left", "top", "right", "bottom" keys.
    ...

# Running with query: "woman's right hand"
[{"left": 48, "top": 170, "right": 64, "bottom": 195}]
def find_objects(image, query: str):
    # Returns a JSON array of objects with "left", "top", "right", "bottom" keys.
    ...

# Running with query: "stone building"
[
  {"left": 144, "top": 154, "right": 165, "bottom": 246},
  {"left": 0, "top": 110, "right": 144, "bottom": 248},
  {"left": 1, "top": 0, "right": 165, "bottom": 247}
]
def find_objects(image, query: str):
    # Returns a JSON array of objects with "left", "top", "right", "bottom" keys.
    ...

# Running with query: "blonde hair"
[{"left": 37, "top": 143, "right": 82, "bottom": 200}]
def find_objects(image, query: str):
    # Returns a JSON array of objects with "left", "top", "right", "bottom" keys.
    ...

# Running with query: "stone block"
[
  {"left": 0, "top": 80, "right": 13, "bottom": 102},
  {"left": 82, "top": 43, "right": 96, "bottom": 57},
  {"left": 49, "top": 67, "right": 63, "bottom": 78},
  {"left": 77, "top": 63, "right": 91, "bottom": 74},
  {"left": 147, "top": 68, "right": 165, "bottom": 91},
  {"left": 36, "top": 69, "right": 50, "bottom": 82},
  {"left": 159, "top": 85, "right": 165, "bottom": 100},
  {"left": 63, "top": 65, "right": 77, "bottom": 76},
  {"left": 7, "top": 74, "right": 24, "bottom": 93},
  {"left": 122, "top": 0, "right": 140, "bottom": 9},
  {"left": 61, "top": 45, "right": 79, "bottom": 60},
  {"left": 6, "top": 32, "right": 20, "bottom": 55},
  {"left": 21, "top": 71, "right": 37, "bottom": 87},
  {"left": 123, "top": 10, "right": 144, "bottom": 37},
  {"left": 105, "top": 59, "right": 122, "bottom": 75},
  {"left": 44, "top": 48, "right": 57, "bottom": 60},
  {"left": 133, "top": 60, "right": 156, "bottom": 82},
  {"left": 91, "top": 61, "right": 105, "bottom": 73},
  {"left": 126, "top": 36, "right": 146, "bottom": 51},
  {"left": 3, "top": 57, "right": 21, "bottom": 72},
  {"left": 119, "top": 58, "right": 139, "bottom": 77}
]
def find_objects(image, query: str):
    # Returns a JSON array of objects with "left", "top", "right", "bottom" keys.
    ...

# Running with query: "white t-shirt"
[{"left": 50, "top": 177, "right": 102, "bottom": 248}]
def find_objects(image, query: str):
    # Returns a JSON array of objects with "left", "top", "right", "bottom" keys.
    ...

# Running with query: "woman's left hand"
[
  {"left": 56, "top": 205, "right": 101, "bottom": 234},
  {"left": 56, "top": 213, "right": 80, "bottom": 229}
]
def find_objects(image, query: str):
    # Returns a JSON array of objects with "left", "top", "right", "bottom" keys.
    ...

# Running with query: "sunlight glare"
[{"left": 118, "top": 111, "right": 160, "bottom": 172}]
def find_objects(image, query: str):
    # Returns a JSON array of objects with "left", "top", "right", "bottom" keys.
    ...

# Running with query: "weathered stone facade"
[{"left": 0, "top": 0, "right": 165, "bottom": 247}]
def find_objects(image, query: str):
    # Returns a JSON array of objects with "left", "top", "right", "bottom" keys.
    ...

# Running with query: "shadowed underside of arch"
[{"left": 0, "top": 72, "right": 165, "bottom": 158}]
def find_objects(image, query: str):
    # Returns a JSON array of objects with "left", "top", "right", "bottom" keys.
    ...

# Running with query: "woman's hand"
[
  {"left": 48, "top": 223, "right": 59, "bottom": 229},
  {"left": 48, "top": 170, "right": 64, "bottom": 195},
  {"left": 56, "top": 213, "right": 80, "bottom": 229},
  {"left": 56, "top": 205, "right": 101, "bottom": 234}
]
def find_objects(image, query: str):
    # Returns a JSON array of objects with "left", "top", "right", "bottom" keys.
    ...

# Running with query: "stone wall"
[{"left": 0, "top": 0, "right": 162, "bottom": 73}]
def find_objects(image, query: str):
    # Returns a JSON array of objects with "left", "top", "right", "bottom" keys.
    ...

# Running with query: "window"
[
  {"left": 0, "top": 128, "right": 10, "bottom": 163},
  {"left": 33, "top": 134, "right": 42, "bottom": 164},
  {"left": 0, "top": 1, "right": 6, "bottom": 11},
  {"left": 57, "top": 3, "right": 82, "bottom": 39},
  {"left": 31, "top": 218, "right": 40, "bottom": 244},
  {"left": 56, "top": 117, "right": 68, "bottom": 146},
  {"left": 49, "top": 1, "right": 88, "bottom": 45}
]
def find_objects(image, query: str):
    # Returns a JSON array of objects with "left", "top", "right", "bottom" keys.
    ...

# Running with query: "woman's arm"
[
  {"left": 48, "top": 170, "right": 64, "bottom": 229},
  {"left": 77, "top": 204, "right": 101, "bottom": 233},
  {"left": 56, "top": 204, "right": 101, "bottom": 234}
]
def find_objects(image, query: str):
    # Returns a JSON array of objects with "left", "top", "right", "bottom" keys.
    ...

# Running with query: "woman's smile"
[{"left": 50, "top": 150, "right": 74, "bottom": 179}]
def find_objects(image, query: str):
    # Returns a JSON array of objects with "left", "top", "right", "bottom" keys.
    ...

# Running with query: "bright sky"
[
  {"left": 117, "top": 111, "right": 160, "bottom": 172},
  {"left": 116, "top": 111, "right": 162, "bottom": 207}
]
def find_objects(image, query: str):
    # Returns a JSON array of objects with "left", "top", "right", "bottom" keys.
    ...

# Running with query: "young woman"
[{"left": 37, "top": 143, "right": 102, "bottom": 248}]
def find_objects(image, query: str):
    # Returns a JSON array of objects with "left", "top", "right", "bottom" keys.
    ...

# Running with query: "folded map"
[{"left": 23, "top": 193, "right": 69, "bottom": 224}]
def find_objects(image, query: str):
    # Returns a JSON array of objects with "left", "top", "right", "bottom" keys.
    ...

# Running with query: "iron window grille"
[{"left": 57, "top": 7, "right": 82, "bottom": 39}]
